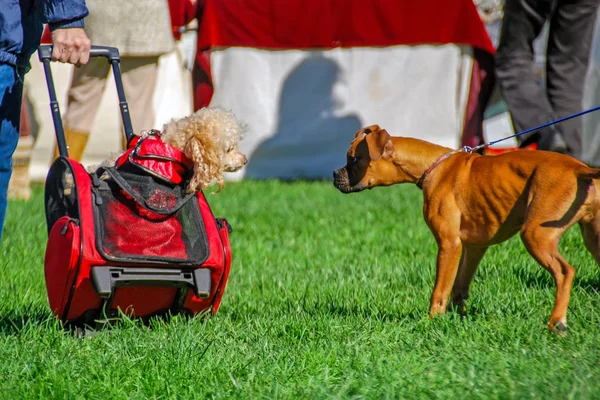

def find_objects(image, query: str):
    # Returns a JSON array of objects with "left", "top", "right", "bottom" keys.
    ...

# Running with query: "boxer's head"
[{"left": 333, "top": 125, "right": 395, "bottom": 193}]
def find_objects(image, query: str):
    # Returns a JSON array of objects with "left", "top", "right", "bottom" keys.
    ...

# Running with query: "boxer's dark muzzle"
[{"left": 333, "top": 167, "right": 364, "bottom": 193}]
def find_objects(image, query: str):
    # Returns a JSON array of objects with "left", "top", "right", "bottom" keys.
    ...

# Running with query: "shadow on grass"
[
  {"left": 0, "top": 308, "right": 55, "bottom": 336},
  {"left": 297, "top": 299, "right": 426, "bottom": 323},
  {"left": 513, "top": 266, "right": 554, "bottom": 289},
  {"left": 0, "top": 306, "right": 209, "bottom": 338},
  {"left": 574, "top": 278, "right": 600, "bottom": 295},
  {"left": 513, "top": 265, "right": 600, "bottom": 295},
  {"left": 324, "top": 303, "right": 405, "bottom": 322}
]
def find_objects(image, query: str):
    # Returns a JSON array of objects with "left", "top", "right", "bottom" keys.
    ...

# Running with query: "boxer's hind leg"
[
  {"left": 521, "top": 224, "right": 575, "bottom": 331},
  {"left": 519, "top": 172, "right": 599, "bottom": 331},
  {"left": 579, "top": 212, "right": 600, "bottom": 267},
  {"left": 520, "top": 190, "right": 583, "bottom": 331}
]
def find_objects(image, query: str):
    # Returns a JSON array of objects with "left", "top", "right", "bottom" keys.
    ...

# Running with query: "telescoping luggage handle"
[{"left": 38, "top": 45, "right": 135, "bottom": 157}]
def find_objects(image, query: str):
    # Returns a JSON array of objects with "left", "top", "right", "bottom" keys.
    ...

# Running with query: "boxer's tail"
[{"left": 577, "top": 167, "right": 600, "bottom": 180}]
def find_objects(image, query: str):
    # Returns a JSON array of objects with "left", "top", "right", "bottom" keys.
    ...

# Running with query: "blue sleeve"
[{"left": 43, "top": 0, "right": 89, "bottom": 31}]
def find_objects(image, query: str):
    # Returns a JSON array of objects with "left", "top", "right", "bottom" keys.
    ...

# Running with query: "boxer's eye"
[{"left": 348, "top": 156, "right": 357, "bottom": 165}]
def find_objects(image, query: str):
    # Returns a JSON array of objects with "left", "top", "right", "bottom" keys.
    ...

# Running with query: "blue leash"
[{"left": 464, "top": 104, "right": 600, "bottom": 153}]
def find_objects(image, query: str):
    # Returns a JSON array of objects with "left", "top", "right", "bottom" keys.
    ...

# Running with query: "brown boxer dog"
[{"left": 333, "top": 124, "right": 600, "bottom": 332}]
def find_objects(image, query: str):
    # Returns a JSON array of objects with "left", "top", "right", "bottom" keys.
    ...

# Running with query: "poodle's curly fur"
[
  {"left": 161, "top": 107, "right": 247, "bottom": 192},
  {"left": 89, "top": 107, "right": 247, "bottom": 192}
]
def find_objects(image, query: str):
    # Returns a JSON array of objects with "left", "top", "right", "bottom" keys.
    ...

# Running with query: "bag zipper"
[
  {"left": 60, "top": 218, "right": 80, "bottom": 235},
  {"left": 216, "top": 218, "right": 232, "bottom": 233}
]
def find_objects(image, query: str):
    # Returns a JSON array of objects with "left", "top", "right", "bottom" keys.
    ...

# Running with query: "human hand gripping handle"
[
  {"left": 39, "top": 45, "right": 122, "bottom": 62},
  {"left": 50, "top": 28, "right": 91, "bottom": 65}
]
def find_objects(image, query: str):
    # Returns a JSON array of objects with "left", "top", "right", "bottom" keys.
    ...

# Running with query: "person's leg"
[
  {"left": 58, "top": 58, "right": 110, "bottom": 161},
  {"left": 0, "top": 64, "right": 25, "bottom": 243},
  {"left": 120, "top": 57, "right": 160, "bottom": 146},
  {"left": 545, "top": 0, "right": 600, "bottom": 159},
  {"left": 495, "top": 0, "right": 562, "bottom": 148}
]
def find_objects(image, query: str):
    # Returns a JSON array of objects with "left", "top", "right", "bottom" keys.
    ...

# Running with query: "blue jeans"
[{"left": 0, "top": 63, "right": 24, "bottom": 244}]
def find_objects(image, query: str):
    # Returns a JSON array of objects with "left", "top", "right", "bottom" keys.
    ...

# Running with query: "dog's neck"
[{"left": 390, "top": 137, "right": 454, "bottom": 186}]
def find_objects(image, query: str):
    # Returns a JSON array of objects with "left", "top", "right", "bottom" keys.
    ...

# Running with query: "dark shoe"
[{"left": 538, "top": 132, "right": 567, "bottom": 153}]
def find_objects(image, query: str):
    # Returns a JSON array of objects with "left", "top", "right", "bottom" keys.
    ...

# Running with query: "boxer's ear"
[
  {"left": 354, "top": 125, "right": 381, "bottom": 139},
  {"left": 354, "top": 129, "right": 368, "bottom": 140},
  {"left": 366, "top": 129, "right": 393, "bottom": 161}
]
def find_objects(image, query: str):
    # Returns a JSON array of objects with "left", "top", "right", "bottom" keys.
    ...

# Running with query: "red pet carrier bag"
[{"left": 39, "top": 46, "right": 232, "bottom": 328}]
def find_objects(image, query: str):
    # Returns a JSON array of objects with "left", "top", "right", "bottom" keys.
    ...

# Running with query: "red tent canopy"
[{"left": 196, "top": 0, "right": 494, "bottom": 54}]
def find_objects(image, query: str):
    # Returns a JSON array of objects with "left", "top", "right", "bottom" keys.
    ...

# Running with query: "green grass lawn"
[{"left": 1, "top": 180, "right": 599, "bottom": 399}]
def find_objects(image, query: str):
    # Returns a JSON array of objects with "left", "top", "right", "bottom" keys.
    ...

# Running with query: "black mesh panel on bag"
[
  {"left": 45, "top": 158, "right": 79, "bottom": 233},
  {"left": 93, "top": 167, "right": 209, "bottom": 265}
]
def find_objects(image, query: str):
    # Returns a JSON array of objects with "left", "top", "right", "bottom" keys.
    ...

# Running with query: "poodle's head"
[{"left": 161, "top": 108, "right": 247, "bottom": 192}]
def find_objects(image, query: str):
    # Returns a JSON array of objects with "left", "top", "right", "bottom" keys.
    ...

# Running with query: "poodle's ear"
[
  {"left": 184, "top": 137, "right": 208, "bottom": 191},
  {"left": 184, "top": 136, "right": 204, "bottom": 165}
]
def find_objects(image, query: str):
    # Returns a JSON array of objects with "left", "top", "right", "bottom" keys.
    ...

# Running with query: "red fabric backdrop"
[{"left": 195, "top": 0, "right": 494, "bottom": 53}]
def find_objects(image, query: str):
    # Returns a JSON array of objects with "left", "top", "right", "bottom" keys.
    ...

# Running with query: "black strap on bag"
[{"left": 94, "top": 167, "right": 195, "bottom": 215}]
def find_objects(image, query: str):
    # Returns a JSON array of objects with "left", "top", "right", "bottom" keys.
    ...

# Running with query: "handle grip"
[
  {"left": 38, "top": 45, "right": 134, "bottom": 157},
  {"left": 38, "top": 45, "right": 121, "bottom": 62}
]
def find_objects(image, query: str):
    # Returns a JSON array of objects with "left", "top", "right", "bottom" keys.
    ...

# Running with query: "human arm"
[{"left": 43, "top": 0, "right": 91, "bottom": 64}]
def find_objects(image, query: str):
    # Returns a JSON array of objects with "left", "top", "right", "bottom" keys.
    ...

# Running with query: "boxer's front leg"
[{"left": 429, "top": 236, "right": 463, "bottom": 317}]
